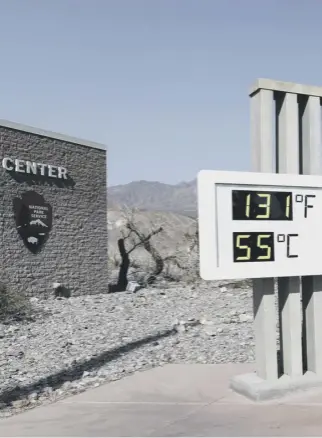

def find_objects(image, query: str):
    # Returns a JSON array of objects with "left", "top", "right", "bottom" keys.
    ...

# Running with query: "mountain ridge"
[{"left": 109, "top": 179, "right": 197, "bottom": 217}]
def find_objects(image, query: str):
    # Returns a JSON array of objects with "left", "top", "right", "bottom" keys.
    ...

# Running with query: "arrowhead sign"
[{"left": 13, "top": 191, "right": 53, "bottom": 253}]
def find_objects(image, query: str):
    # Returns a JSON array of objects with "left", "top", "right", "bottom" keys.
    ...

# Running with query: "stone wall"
[{"left": 0, "top": 121, "right": 108, "bottom": 297}]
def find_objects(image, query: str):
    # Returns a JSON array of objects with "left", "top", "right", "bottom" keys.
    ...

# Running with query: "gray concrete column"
[
  {"left": 276, "top": 92, "right": 303, "bottom": 377},
  {"left": 250, "top": 89, "right": 278, "bottom": 381},
  {"left": 301, "top": 95, "right": 322, "bottom": 375}
]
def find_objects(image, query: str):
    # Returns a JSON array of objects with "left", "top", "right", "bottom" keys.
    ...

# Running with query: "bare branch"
[{"left": 127, "top": 226, "right": 163, "bottom": 254}]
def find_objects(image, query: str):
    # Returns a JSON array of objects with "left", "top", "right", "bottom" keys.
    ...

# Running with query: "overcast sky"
[{"left": 0, "top": 0, "right": 321, "bottom": 185}]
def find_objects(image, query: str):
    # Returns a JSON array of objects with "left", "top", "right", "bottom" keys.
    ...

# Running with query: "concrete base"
[{"left": 230, "top": 371, "right": 322, "bottom": 402}]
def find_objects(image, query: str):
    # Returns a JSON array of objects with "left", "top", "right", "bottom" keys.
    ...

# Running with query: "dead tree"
[
  {"left": 109, "top": 209, "right": 163, "bottom": 292},
  {"left": 125, "top": 220, "right": 163, "bottom": 285},
  {"left": 109, "top": 238, "right": 129, "bottom": 292},
  {"left": 109, "top": 206, "right": 199, "bottom": 291}
]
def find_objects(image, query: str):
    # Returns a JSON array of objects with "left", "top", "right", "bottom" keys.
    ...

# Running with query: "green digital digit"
[
  {"left": 256, "top": 193, "right": 271, "bottom": 219},
  {"left": 236, "top": 234, "right": 251, "bottom": 261},
  {"left": 245, "top": 194, "right": 251, "bottom": 217},
  {"left": 257, "top": 234, "right": 271, "bottom": 260},
  {"left": 285, "top": 194, "right": 291, "bottom": 218}
]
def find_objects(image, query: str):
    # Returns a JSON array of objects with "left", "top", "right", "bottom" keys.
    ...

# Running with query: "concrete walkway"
[{"left": 2, "top": 363, "right": 322, "bottom": 436}]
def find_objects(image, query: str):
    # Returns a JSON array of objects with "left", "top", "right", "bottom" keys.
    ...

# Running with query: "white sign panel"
[{"left": 198, "top": 170, "right": 322, "bottom": 281}]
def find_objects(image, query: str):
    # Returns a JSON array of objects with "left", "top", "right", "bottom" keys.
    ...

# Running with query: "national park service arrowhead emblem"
[{"left": 13, "top": 191, "right": 53, "bottom": 253}]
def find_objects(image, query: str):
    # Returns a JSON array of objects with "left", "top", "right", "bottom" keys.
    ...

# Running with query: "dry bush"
[
  {"left": 157, "top": 228, "right": 199, "bottom": 283},
  {"left": 0, "top": 282, "right": 32, "bottom": 322}
]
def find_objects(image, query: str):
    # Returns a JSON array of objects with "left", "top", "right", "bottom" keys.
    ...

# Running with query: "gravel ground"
[{"left": 0, "top": 280, "right": 255, "bottom": 419}]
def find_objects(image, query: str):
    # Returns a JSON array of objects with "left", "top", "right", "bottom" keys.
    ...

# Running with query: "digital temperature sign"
[
  {"left": 232, "top": 190, "right": 293, "bottom": 221},
  {"left": 197, "top": 170, "right": 322, "bottom": 281}
]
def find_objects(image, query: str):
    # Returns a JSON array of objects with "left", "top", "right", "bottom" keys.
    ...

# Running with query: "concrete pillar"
[
  {"left": 276, "top": 92, "right": 303, "bottom": 377},
  {"left": 251, "top": 89, "right": 278, "bottom": 381},
  {"left": 301, "top": 95, "right": 322, "bottom": 375}
]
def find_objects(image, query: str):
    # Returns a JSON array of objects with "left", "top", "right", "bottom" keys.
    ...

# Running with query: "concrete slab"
[
  {"left": 154, "top": 403, "right": 322, "bottom": 437},
  {"left": 230, "top": 371, "right": 322, "bottom": 401},
  {"left": 62, "top": 363, "right": 252, "bottom": 404},
  {"left": 0, "top": 403, "right": 202, "bottom": 437},
  {"left": 2, "top": 363, "right": 322, "bottom": 436}
]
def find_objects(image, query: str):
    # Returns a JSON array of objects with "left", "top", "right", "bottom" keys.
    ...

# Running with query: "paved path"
[{"left": 2, "top": 363, "right": 322, "bottom": 436}]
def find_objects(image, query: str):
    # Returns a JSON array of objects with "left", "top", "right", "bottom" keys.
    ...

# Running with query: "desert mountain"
[{"left": 108, "top": 179, "right": 197, "bottom": 218}]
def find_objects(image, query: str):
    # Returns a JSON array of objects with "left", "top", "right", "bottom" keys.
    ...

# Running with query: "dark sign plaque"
[{"left": 13, "top": 191, "right": 52, "bottom": 253}]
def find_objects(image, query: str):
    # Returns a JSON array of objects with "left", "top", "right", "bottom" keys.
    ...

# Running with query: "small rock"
[
  {"left": 126, "top": 281, "right": 141, "bottom": 293},
  {"left": 61, "top": 381, "right": 72, "bottom": 390},
  {"left": 7, "top": 326, "right": 19, "bottom": 333},
  {"left": 42, "top": 386, "right": 53, "bottom": 396},
  {"left": 7, "top": 348, "right": 24, "bottom": 358},
  {"left": 11, "top": 399, "right": 28, "bottom": 409},
  {"left": 16, "top": 376, "right": 27, "bottom": 382},
  {"left": 199, "top": 317, "right": 213, "bottom": 326},
  {"left": 97, "top": 369, "right": 109, "bottom": 378},
  {"left": 53, "top": 283, "right": 71, "bottom": 298},
  {"left": 239, "top": 314, "right": 252, "bottom": 323},
  {"left": 204, "top": 327, "right": 217, "bottom": 336},
  {"left": 174, "top": 324, "right": 186, "bottom": 333}
]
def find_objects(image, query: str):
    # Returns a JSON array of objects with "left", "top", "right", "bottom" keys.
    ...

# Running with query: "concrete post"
[
  {"left": 275, "top": 92, "right": 302, "bottom": 377},
  {"left": 301, "top": 95, "right": 322, "bottom": 375},
  {"left": 250, "top": 89, "right": 278, "bottom": 381}
]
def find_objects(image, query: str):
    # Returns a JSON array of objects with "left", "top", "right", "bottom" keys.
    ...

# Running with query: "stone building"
[{"left": 0, "top": 120, "right": 108, "bottom": 297}]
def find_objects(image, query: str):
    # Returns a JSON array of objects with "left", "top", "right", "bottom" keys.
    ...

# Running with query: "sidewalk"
[{"left": 1, "top": 362, "right": 322, "bottom": 436}]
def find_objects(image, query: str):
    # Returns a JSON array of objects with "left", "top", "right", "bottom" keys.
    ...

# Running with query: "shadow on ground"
[{"left": 0, "top": 328, "right": 177, "bottom": 407}]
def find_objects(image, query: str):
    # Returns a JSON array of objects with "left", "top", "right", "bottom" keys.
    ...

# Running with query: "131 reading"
[{"left": 232, "top": 190, "right": 293, "bottom": 221}]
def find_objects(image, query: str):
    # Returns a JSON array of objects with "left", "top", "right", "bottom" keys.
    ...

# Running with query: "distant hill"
[{"left": 108, "top": 179, "right": 197, "bottom": 218}]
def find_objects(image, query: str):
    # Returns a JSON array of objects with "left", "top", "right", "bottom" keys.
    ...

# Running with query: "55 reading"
[
  {"left": 233, "top": 232, "right": 275, "bottom": 263},
  {"left": 232, "top": 190, "right": 293, "bottom": 220}
]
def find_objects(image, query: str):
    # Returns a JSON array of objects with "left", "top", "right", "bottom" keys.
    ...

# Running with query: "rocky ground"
[{"left": 0, "top": 279, "right": 256, "bottom": 419}]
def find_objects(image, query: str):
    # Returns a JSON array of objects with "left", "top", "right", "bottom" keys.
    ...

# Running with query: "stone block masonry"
[{"left": 0, "top": 120, "right": 108, "bottom": 297}]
